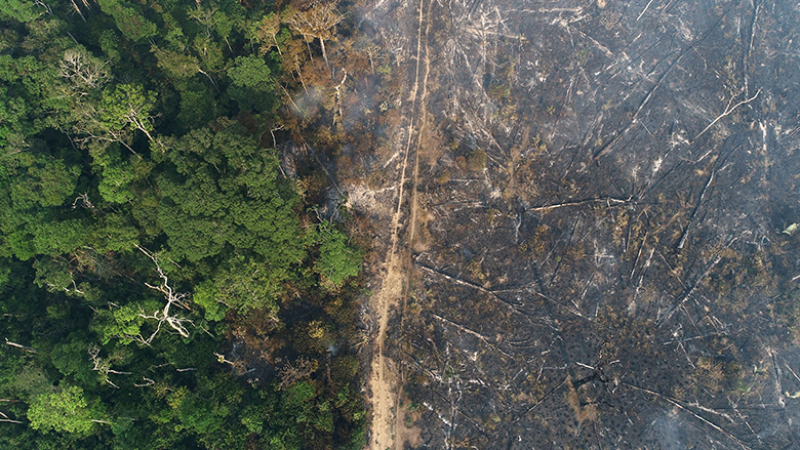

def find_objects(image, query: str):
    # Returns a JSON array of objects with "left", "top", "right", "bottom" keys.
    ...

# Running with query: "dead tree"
[
  {"left": 72, "top": 105, "right": 140, "bottom": 156},
  {"left": 135, "top": 246, "right": 193, "bottom": 345},
  {"left": 285, "top": 2, "right": 343, "bottom": 71},
  {"left": 67, "top": 0, "right": 90, "bottom": 22},
  {"left": 4, "top": 338, "right": 36, "bottom": 353},
  {"left": 0, "top": 410, "right": 22, "bottom": 424},
  {"left": 676, "top": 169, "right": 716, "bottom": 251},
  {"left": 72, "top": 192, "right": 95, "bottom": 210},
  {"left": 278, "top": 357, "right": 318, "bottom": 390},
  {"left": 116, "top": 93, "right": 158, "bottom": 144},
  {"left": 133, "top": 377, "right": 155, "bottom": 388},
  {"left": 59, "top": 49, "right": 110, "bottom": 93},
  {"left": 693, "top": 88, "right": 761, "bottom": 142},
  {"left": 214, "top": 352, "right": 249, "bottom": 375},
  {"left": 187, "top": 5, "right": 217, "bottom": 38},
  {"left": 88, "top": 345, "right": 131, "bottom": 389},
  {"left": 332, "top": 70, "right": 348, "bottom": 126},
  {"left": 254, "top": 13, "right": 283, "bottom": 56}
]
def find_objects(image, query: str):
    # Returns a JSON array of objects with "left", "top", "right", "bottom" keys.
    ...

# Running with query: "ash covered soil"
[{"left": 347, "top": 0, "right": 800, "bottom": 448}]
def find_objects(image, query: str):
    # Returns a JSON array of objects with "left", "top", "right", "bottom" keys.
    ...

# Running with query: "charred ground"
[{"left": 348, "top": 0, "right": 800, "bottom": 448}]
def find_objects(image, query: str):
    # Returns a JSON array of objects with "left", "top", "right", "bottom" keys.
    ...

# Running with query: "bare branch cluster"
[
  {"left": 135, "top": 246, "right": 194, "bottom": 345},
  {"left": 72, "top": 192, "right": 95, "bottom": 210},
  {"left": 285, "top": 2, "right": 343, "bottom": 68},
  {"left": 277, "top": 357, "right": 318, "bottom": 390},
  {"left": 72, "top": 110, "right": 131, "bottom": 152},
  {"left": 88, "top": 345, "right": 131, "bottom": 389},
  {"left": 59, "top": 49, "right": 111, "bottom": 93}
]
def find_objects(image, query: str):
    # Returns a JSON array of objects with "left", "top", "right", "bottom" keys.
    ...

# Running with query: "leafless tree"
[
  {"left": 67, "top": 0, "right": 90, "bottom": 22},
  {"left": 254, "top": 13, "right": 283, "bottom": 56},
  {"left": 278, "top": 357, "right": 318, "bottom": 390},
  {"left": 187, "top": 5, "right": 217, "bottom": 38},
  {"left": 0, "top": 409, "right": 22, "bottom": 424},
  {"left": 59, "top": 49, "right": 110, "bottom": 93},
  {"left": 285, "top": 2, "right": 343, "bottom": 70},
  {"left": 4, "top": 338, "right": 36, "bottom": 353},
  {"left": 134, "top": 246, "right": 193, "bottom": 345},
  {"left": 693, "top": 88, "right": 762, "bottom": 141},
  {"left": 72, "top": 192, "right": 95, "bottom": 210},
  {"left": 88, "top": 345, "right": 131, "bottom": 389},
  {"left": 133, "top": 377, "right": 155, "bottom": 388}
]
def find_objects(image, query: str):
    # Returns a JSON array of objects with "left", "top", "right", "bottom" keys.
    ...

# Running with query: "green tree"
[
  {"left": 175, "top": 79, "right": 221, "bottom": 131},
  {"left": 226, "top": 55, "right": 277, "bottom": 111},
  {"left": 27, "top": 385, "right": 100, "bottom": 435},
  {"left": 0, "top": 0, "right": 45, "bottom": 23},
  {"left": 89, "top": 144, "right": 152, "bottom": 204},
  {"left": 50, "top": 334, "right": 97, "bottom": 386},
  {"left": 228, "top": 55, "right": 273, "bottom": 90},
  {"left": 33, "top": 257, "right": 77, "bottom": 294},
  {"left": 156, "top": 126, "right": 308, "bottom": 265},
  {"left": 92, "top": 298, "right": 162, "bottom": 345},
  {"left": 202, "top": 254, "right": 286, "bottom": 318},
  {"left": 315, "top": 221, "right": 362, "bottom": 291},
  {"left": 87, "top": 212, "right": 140, "bottom": 252},
  {"left": 7, "top": 154, "right": 80, "bottom": 209},
  {"left": 32, "top": 219, "right": 87, "bottom": 256},
  {"left": 0, "top": 55, "right": 69, "bottom": 153},
  {"left": 151, "top": 46, "right": 200, "bottom": 80},
  {"left": 99, "top": 83, "right": 158, "bottom": 143},
  {"left": 96, "top": 0, "right": 157, "bottom": 43},
  {"left": 193, "top": 281, "right": 226, "bottom": 322}
]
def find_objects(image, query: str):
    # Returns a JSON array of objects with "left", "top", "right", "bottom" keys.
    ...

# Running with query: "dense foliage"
[{"left": 0, "top": 0, "right": 369, "bottom": 448}]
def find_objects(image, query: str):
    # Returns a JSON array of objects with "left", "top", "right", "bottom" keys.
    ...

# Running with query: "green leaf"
[
  {"left": 96, "top": 0, "right": 157, "bottom": 43},
  {"left": 0, "top": 0, "right": 45, "bottom": 23},
  {"left": 27, "top": 386, "right": 96, "bottom": 435},
  {"left": 315, "top": 223, "right": 362, "bottom": 291},
  {"left": 193, "top": 281, "right": 227, "bottom": 322},
  {"left": 227, "top": 55, "right": 273, "bottom": 91},
  {"left": 99, "top": 83, "right": 156, "bottom": 136}
]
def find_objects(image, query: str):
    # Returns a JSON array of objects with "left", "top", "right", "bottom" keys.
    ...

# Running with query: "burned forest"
[{"left": 347, "top": 0, "right": 800, "bottom": 448}]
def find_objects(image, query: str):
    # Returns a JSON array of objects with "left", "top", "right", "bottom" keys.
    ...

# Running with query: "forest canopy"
[{"left": 0, "top": 0, "right": 372, "bottom": 448}]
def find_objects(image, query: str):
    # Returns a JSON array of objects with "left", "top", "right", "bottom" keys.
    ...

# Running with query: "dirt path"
[
  {"left": 367, "top": 0, "right": 432, "bottom": 448},
  {"left": 367, "top": 255, "right": 404, "bottom": 450}
]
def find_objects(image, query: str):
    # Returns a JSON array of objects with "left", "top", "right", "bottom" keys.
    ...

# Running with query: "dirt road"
[{"left": 366, "top": 0, "right": 433, "bottom": 448}]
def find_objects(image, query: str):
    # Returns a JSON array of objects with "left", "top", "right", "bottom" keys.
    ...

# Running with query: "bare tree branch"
[
  {"left": 134, "top": 246, "right": 194, "bottom": 344},
  {"left": 693, "top": 89, "right": 761, "bottom": 142},
  {"left": 285, "top": 2, "right": 343, "bottom": 71},
  {"left": 4, "top": 338, "right": 36, "bottom": 353}
]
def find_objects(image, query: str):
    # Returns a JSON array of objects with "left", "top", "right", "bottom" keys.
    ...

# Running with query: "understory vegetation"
[{"left": 0, "top": 0, "right": 374, "bottom": 448}]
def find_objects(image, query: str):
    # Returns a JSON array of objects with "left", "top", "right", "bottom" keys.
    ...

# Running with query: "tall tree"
[
  {"left": 27, "top": 385, "right": 103, "bottom": 435},
  {"left": 285, "top": 2, "right": 343, "bottom": 70},
  {"left": 249, "top": 12, "right": 283, "bottom": 56},
  {"left": 95, "top": 0, "right": 157, "bottom": 43},
  {"left": 0, "top": 0, "right": 46, "bottom": 23},
  {"left": 98, "top": 83, "right": 158, "bottom": 143}
]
